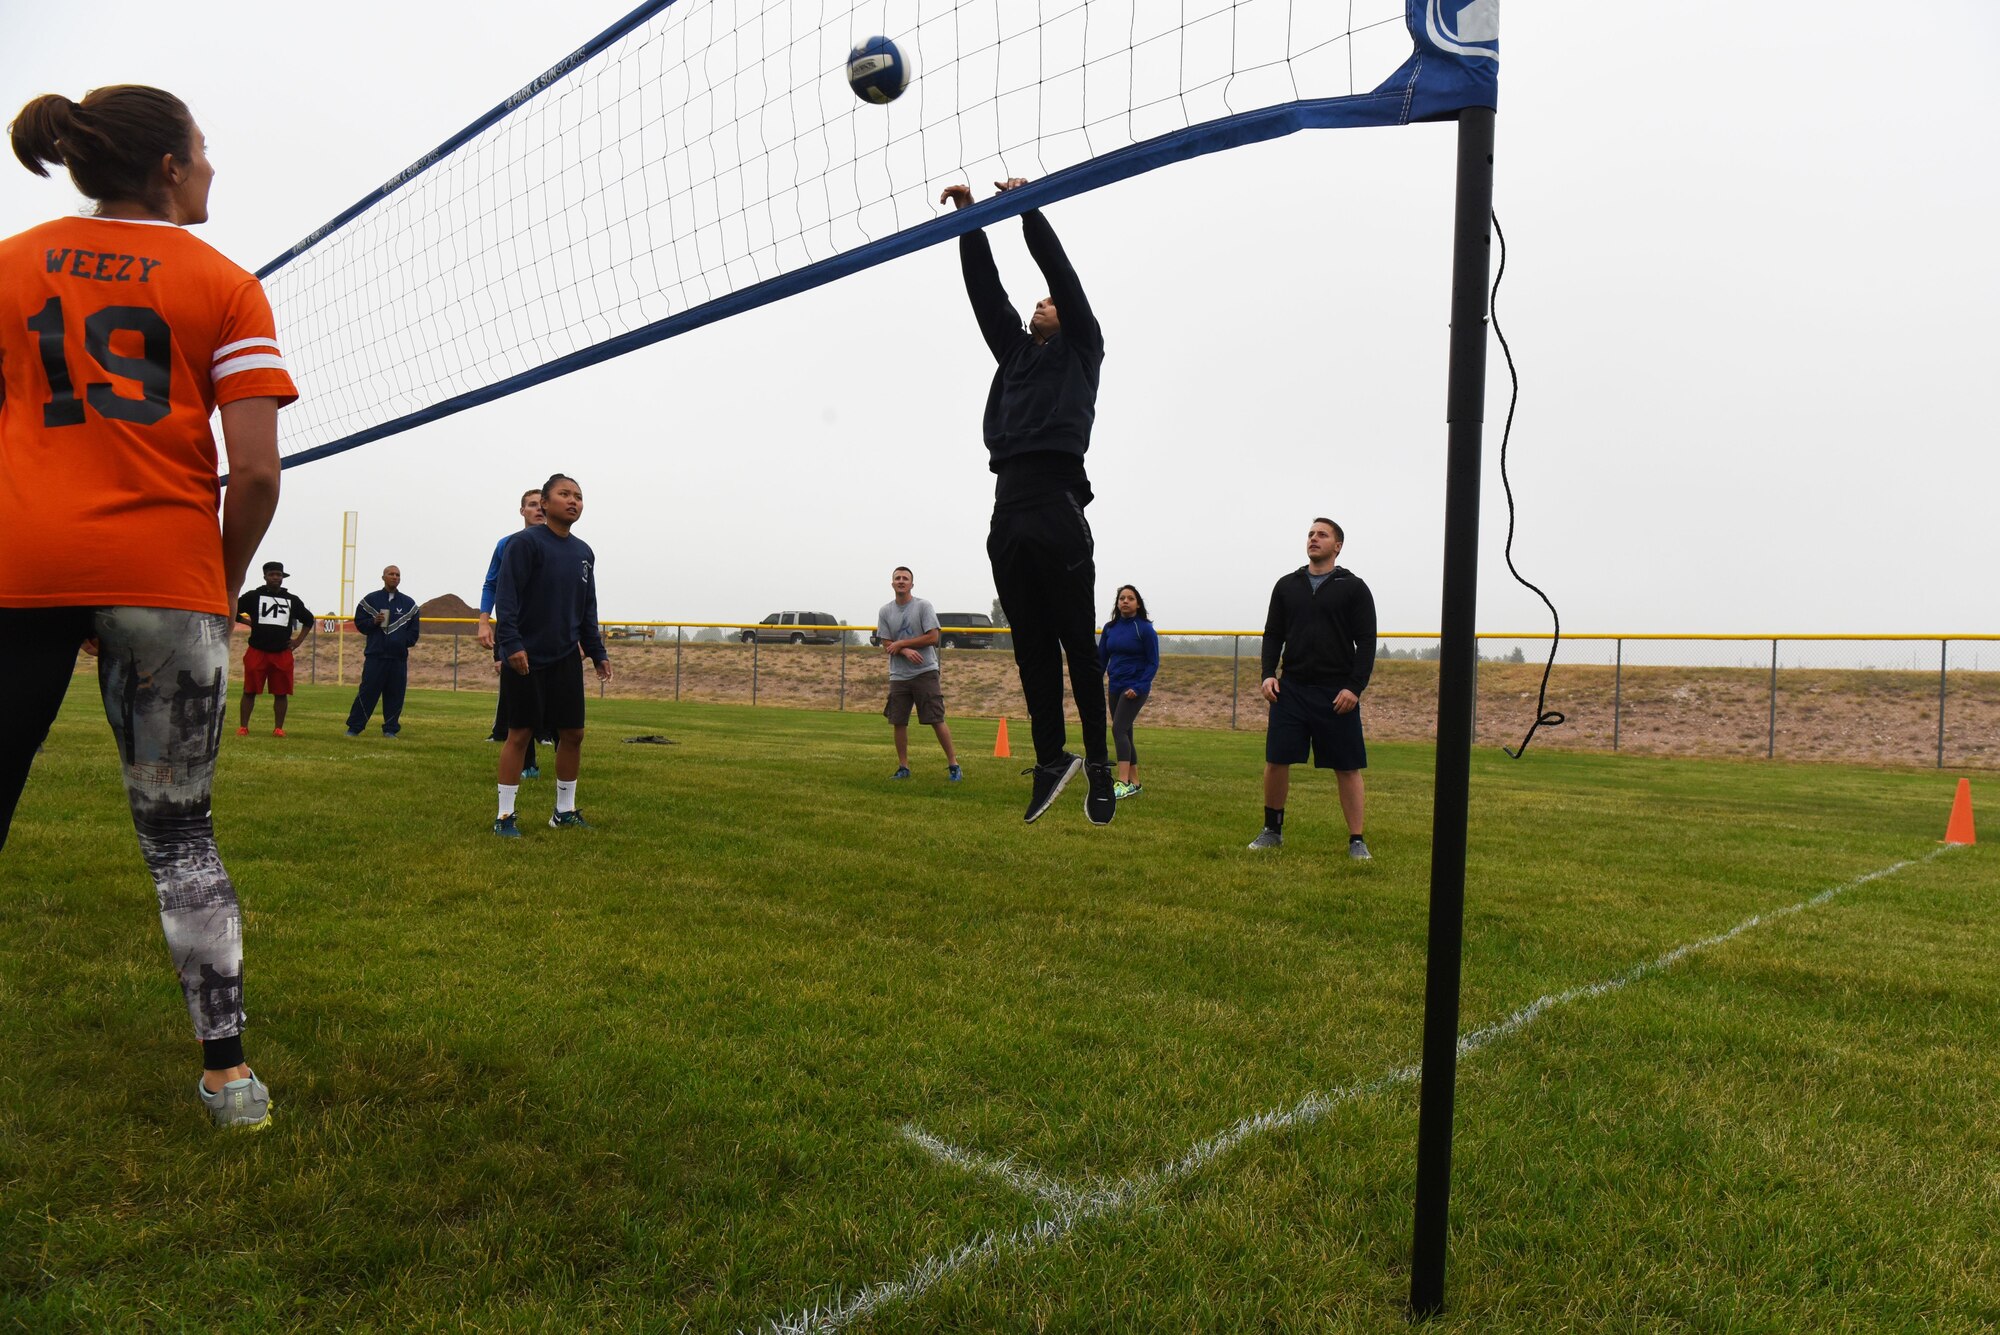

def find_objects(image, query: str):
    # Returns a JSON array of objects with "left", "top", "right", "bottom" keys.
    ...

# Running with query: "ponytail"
[{"left": 10, "top": 85, "right": 195, "bottom": 208}]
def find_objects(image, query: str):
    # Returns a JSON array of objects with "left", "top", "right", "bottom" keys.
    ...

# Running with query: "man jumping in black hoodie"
[{"left": 942, "top": 177, "right": 1113, "bottom": 825}]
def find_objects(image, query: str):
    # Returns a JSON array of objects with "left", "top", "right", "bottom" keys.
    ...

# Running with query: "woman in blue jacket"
[{"left": 1099, "top": 585, "right": 1160, "bottom": 799}]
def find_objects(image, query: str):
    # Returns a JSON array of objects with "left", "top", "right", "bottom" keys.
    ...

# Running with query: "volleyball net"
[{"left": 260, "top": 0, "right": 1498, "bottom": 466}]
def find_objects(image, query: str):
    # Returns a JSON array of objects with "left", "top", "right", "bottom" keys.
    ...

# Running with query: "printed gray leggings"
[{"left": 1, "top": 607, "right": 244, "bottom": 1041}]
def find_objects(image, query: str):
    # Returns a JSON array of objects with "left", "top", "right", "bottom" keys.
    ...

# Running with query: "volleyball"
[{"left": 847, "top": 36, "right": 909, "bottom": 104}]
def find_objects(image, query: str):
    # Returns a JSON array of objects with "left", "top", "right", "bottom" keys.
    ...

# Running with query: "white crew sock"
[
  {"left": 498, "top": 784, "right": 519, "bottom": 819},
  {"left": 555, "top": 780, "right": 577, "bottom": 813}
]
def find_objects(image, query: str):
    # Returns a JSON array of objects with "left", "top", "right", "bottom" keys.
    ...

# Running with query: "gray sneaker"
[
  {"left": 1348, "top": 837, "right": 1372, "bottom": 860},
  {"left": 1247, "top": 827, "right": 1283, "bottom": 850},
  {"left": 198, "top": 1070, "right": 272, "bottom": 1131}
]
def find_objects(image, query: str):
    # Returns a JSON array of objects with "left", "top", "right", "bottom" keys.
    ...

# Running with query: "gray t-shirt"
[{"left": 877, "top": 597, "right": 940, "bottom": 680}]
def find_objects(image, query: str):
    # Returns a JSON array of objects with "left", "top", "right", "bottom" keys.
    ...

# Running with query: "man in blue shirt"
[
  {"left": 491, "top": 474, "right": 611, "bottom": 836},
  {"left": 478, "top": 488, "right": 545, "bottom": 776},
  {"left": 343, "top": 565, "right": 420, "bottom": 736}
]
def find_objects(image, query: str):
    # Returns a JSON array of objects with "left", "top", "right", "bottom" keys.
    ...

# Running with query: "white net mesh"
[{"left": 265, "top": 0, "right": 1412, "bottom": 460}]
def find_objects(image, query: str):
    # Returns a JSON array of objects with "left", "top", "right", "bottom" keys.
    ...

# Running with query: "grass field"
[{"left": 2, "top": 685, "right": 1993, "bottom": 1332}]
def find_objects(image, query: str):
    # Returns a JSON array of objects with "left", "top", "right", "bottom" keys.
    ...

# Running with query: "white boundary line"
[
  {"left": 898, "top": 1124, "right": 1120, "bottom": 1211},
  {"left": 758, "top": 848, "right": 1954, "bottom": 1334}
]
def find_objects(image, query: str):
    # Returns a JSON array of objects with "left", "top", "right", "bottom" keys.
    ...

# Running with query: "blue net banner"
[{"left": 260, "top": 0, "right": 1498, "bottom": 468}]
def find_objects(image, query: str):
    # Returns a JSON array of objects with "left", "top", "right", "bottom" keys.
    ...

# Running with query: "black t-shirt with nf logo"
[{"left": 236, "top": 585, "right": 313, "bottom": 653}]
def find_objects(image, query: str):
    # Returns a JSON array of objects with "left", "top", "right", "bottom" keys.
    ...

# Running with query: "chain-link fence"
[{"left": 290, "top": 623, "right": 1998, "bottom": 770}]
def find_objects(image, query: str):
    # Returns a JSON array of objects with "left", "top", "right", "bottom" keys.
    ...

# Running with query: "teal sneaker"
[
  {"left": 198, "top": 1070, "right": 272, "bottom": 1131},
  {"left": 1114, "top": 781, "right": 1143, "bottom": 800},
  {"left": 891, "top": 766, "right": 912, "bottom": 780},
  {"left": 549, "top": 809, "right": 591, "bottom": 829},
  {"left": 521, "top": 765, "right": 540, "bottom": 779},
  {"left": 492, "top": 813, "right": 521, "bottom": 838}
]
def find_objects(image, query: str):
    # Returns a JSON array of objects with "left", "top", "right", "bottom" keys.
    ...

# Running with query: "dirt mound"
[{"left": 418, "top": 594, "right": 479, "bottom": 631}]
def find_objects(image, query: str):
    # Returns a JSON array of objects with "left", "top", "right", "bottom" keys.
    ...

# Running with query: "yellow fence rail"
[{"left": 285, "top": 617, "right": 1997, "bottom": 770}]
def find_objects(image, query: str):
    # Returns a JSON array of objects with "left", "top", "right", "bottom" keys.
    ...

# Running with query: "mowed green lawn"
[{"left": 1, "top": 685, "right": 1992, "bottom": 1332}]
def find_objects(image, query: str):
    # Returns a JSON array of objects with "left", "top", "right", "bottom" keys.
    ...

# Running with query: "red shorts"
[{"left": 242, "top": 646, "right": 295, "bottom": 695}]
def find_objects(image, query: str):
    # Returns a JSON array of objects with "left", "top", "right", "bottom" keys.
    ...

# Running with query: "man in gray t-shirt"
[{"left": 877, "top": 566, "right": 961, "bottom": 782}]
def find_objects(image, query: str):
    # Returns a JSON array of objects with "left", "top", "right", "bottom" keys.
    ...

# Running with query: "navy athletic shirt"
[{"left": 494, "top": 525, "right": 607, "bottom": 669}]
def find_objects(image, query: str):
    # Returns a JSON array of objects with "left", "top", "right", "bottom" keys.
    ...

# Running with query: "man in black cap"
[{"left": 234, "top": 561, "right": 313, "bottom": 737}]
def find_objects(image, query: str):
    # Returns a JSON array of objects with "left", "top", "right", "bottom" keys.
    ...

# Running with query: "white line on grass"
[
  {"left": 758, "top": 848, "right": 1955, "bottom": 1334},
  {"left": 898, "top": 1124, "right": 1119, "bottom": 1211}
]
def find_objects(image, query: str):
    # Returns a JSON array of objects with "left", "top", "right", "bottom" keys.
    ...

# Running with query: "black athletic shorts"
[
  {"left": 498, "top": 653, "right": 587, "bottom": 734},
  {"left": 1265, "top": 682, "right": 1367, "bottom": 770}
]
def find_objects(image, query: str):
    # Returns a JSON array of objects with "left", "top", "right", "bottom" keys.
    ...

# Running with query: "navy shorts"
[
  {"left": 499, "top": 653, "right": 587, "bottom": 734},
  {"left": 1265, "top": 682, "right": 1367, "bottom": 771}
]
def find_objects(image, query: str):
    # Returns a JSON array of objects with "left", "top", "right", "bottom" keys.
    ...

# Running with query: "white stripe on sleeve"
[
  {"left": 213, "top": 337, "right": 280, "bottom": 361},
  {"left": 212, "top": 353, "right": 288, "bottom": 381}
]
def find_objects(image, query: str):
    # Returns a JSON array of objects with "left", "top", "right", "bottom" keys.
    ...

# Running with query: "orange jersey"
[{"left": 0, "top": 216, "right": 298, "bottom": 615}]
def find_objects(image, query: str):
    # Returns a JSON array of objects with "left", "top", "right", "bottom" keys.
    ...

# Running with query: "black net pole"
[{"left": 1409, "top": 104, "right": 1496, "bottom": 1322}]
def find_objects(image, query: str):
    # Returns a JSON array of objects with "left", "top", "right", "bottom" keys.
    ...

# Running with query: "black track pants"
[
  {"left": 987, "top": 492, "right": 1107, "bottom": 765},
  {"left": 346, "top": 655, "right": 408, "bottom": 734}
]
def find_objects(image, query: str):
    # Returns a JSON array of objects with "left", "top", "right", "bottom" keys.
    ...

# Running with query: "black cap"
[{"left": 263, "top": 561, "right": 289, "bottom": 578}]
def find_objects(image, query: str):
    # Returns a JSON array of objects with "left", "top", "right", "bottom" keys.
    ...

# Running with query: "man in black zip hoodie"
[
  {"left": 1250, "top": 518, "right": 1377, "bottom": 856},
  {"left": 942, "top": 176, "right": 1113, "bottom": 826}
]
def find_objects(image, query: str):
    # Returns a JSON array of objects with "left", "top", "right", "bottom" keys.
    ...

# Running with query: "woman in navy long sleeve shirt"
[{"left": 1098, "top": 585, "right": 1159, "bottom": 799}]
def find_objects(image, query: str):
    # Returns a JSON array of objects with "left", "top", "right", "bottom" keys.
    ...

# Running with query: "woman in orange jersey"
[{"left": 2, "top": 86, "right": 295, "bottom": 1129}]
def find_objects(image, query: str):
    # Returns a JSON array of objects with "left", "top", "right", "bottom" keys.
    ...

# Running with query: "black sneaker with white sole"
[
  {"left": 1023, "top": 752, "right": 1084, "bottom": 823},
  {"left": 1084, "top": 760, "right": 1116, "bottom": 825}
]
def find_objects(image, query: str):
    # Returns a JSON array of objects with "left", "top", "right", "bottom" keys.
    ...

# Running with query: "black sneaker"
[
  {"left": 1084, "top": 760, "right": 1116, "bottom": 825},
  {"left": 1022, "top": 752, "right": 1084, "bottom": 823}
]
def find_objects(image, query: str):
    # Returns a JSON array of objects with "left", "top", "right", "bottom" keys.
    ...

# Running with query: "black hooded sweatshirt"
[
  {"left": 959, "top": 209, "right": 1104, "bottom": 506},
  {"left": 1261, "top": 566, "right": 1377, "bottom": 696}
]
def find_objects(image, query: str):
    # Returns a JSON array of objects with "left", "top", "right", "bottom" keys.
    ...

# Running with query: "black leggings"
[
  {"left": 1, "top": 606, "right": 246, "bottom": 1042},
  {"left": 1108, "top": 688, "right": 1147, "bottom": 764}
]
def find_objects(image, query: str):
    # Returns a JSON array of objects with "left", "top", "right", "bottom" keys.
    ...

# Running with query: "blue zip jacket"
[
  {"left": 354, "top": 588, "right": 420, "bottom": 658},
  {"left": 1099, "top": 613, "right": 1159, "bottom": 696}
]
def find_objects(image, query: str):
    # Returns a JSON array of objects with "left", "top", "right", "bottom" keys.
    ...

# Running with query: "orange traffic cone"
[
  {"left": 993, "top": 716, "right": 1012, "bottom": 759},
  {"left": 1942, "top": 778, "right": 1976, "bottom": 845}
]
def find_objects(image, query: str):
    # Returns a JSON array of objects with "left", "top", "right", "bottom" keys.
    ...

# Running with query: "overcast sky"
[{"left": 4, "top": 1, "right": 1995, "bottom": 640}]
